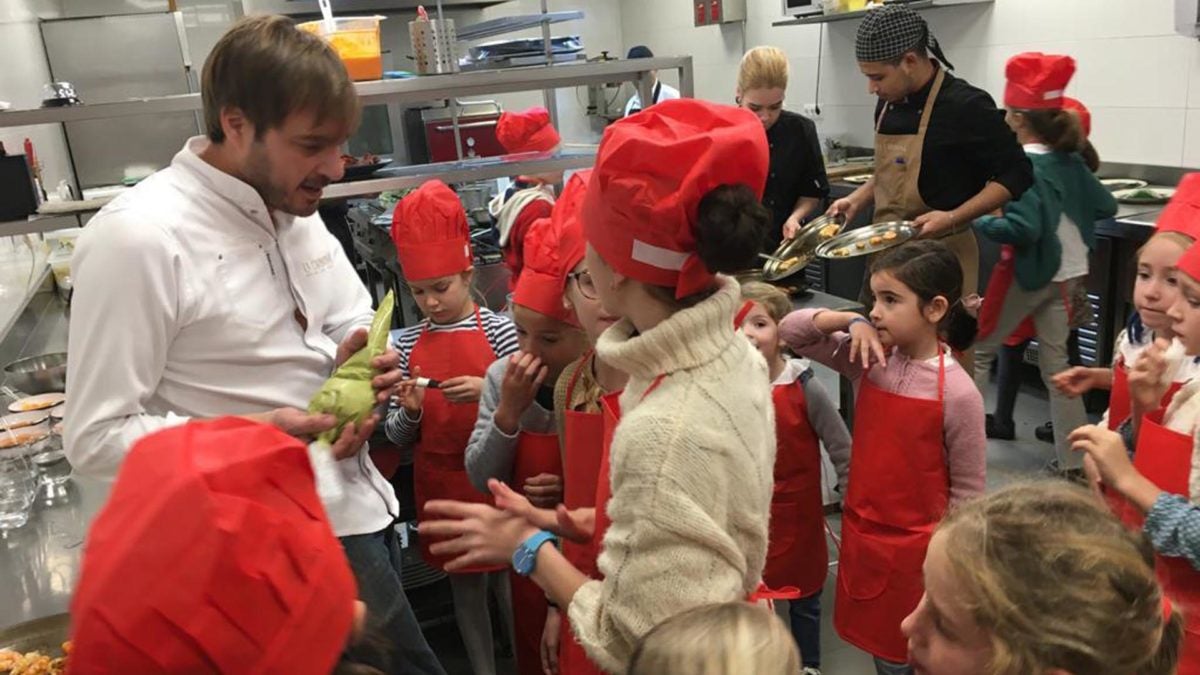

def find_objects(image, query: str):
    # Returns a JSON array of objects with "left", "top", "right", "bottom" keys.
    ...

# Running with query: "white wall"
[{"left": 619, "top": 0, "right": 1200, "bottom": 168}]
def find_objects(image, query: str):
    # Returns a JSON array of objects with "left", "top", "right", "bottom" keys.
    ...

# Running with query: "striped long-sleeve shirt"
[{"left": 384, "top": 307, "right": 519, "bottom": 450}]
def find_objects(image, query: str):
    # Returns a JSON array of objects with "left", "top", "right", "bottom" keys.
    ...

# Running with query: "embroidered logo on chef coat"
[{"left": 302, "top": 252, "right": 335, "bottom": 277}]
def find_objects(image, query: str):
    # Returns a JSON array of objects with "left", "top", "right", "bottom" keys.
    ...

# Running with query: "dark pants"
[
  {"left": 992, "top": 330, "right": 1082, "bottom": 427},
  {"left": 341, "top": 527, "right": 447, "bottom": 675},
  {"left": 788, "top": 591, "right": 822, "bottom": 668}
]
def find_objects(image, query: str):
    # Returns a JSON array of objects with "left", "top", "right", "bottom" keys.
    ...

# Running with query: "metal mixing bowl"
[{"left": 3, "top": 353, "right": 67, "bottom": 395}]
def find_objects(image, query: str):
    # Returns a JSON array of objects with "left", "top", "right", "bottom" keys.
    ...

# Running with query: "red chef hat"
[
  {"left": 69, "top": 418, "right": 356, "bottom": 675},
  {"left": 512, "top": 174, "right": 590, "bottom": 325},
  {"left": 1062, "top": 96, "right": 1091, "bottom": 137},
  {"left": 1177, "top": 239, "right": 1200, "bottom": 284},
  {"left": 496, "top": 107, "right": 562, "bottom": 154},
  {"left": 392, "top": 180, "right": 473, "bottom": 281},
  {"left": 1156, "top": 173, "right": 1200, "bottom": 240},
  {"left": 1004, "top": 52, "right": 1076, "bottom": 110},
  {"left": 581, "top": 98, "right": 768, "bottom": 299}
]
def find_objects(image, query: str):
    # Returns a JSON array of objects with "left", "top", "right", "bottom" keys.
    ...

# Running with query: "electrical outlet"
[{"left": 803, "top": 103, "right": 822, "bottom": 119}]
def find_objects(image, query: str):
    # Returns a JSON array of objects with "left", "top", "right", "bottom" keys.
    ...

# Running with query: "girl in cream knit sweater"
[{"left": 420, "top": 99, "right": 778, "bottom": 674}]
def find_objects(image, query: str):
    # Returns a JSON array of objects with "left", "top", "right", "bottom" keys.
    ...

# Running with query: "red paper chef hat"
[
  {"left": 1062, "top": 96, "right": 1091, "bottom": 137},
  {"left": 1004, "top": 52, "right": 1076, "bottom": 110},
  {"left": 496, "top": 107, "right": 562, "bottom": 154},
  {"left": 512, "top": 173, "right": 590, "bottom": 325},
  {"left": 69, "top": 417, "right": 356, "bottom": 675},
  {"left": 392, "top": 179, "right": 473, "bottom": 281},
  {"left": 581, "top": 98, "right": 768, "bottom": 299},
  {"left": 1156, "top": 173, "right": 1200, "bottom": 240},
  {"left": 1177, "top": 239, "right": 1200, "bottom": 284}
]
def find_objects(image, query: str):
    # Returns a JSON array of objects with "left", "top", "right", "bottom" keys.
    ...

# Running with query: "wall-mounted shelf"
[
  {"left": 239, "top": 0, "right": 507, "bottom": 15},
  {"left": 772, "top": 0, "right": 992, "bottom": 27}
]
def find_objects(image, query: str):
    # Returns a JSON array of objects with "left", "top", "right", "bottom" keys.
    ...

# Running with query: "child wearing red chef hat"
[
  {"left": 384, "top": 180, "right": 519, "bottom": 675},
  {"left": 463, "top": 208, "right": 590, "bottom": 675},
  {"left": 971, "top": 52, "right": 1116, "bottom": 477},
  {"left": 69, "top": 418, "right": 377, "bottom": 674},
  {"left": 1071, "top": 224, "right": 1200, "bottom": 675},
  {"left": 489, "top": 107, "right": 563, "bottom": 286},
  {"left": 421, "top": 98, "right": 777, "bottom": 674}
]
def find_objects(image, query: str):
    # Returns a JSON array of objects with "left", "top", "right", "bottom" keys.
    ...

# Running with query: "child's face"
[
  {"left": 1134, "top": 234, "right": 1187, "bottom": 334},
  {"left": 868, "top": 270, "right": 945, "bottom": 351},
  {"left": 1168, "top": 273, "right": 1200, "bottom": 356},
  {"left": 409, "top": 271, "right": 474, "bottom": 324},
  {"left": 565, "top": 261, "right": 621, "bottom": 343},
  {"left": 585, "top": 244, "right": 624, "bottom": 319},
  {"left": 512, "top": 304, "right": 589, "bottom": 384},
  {"left": 901, "top": 531, "right": 993, "bottom": 675},
  {"left": 739, "top": 302, "right": 783, "bottom": 364}
]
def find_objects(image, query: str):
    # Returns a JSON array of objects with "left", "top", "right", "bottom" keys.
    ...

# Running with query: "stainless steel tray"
[
  {"left": 0, "top": 612, "right": 69, "bottom": 657},
  {"left": 762, "top": 213, "right": 846, "bottom": 281},
  {"left": 816, "top": 221, "right": 917, "bottom": 260}
]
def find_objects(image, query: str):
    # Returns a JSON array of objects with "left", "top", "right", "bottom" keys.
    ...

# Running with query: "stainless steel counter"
[{"left": 0, "top": 475, "right": 110, "bottom": 627}]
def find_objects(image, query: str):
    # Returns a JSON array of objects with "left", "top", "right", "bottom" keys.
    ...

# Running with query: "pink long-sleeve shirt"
[{"left": 780, "top": 308, "right": 987, "bottom": 505}]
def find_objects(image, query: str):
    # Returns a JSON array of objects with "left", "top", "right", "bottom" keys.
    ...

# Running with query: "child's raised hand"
[
  {"left": 395, "top": 366, "right": 425, "bottom": 414},
  {"left": 848, "top": 318, "right": 887, "bottom": 370},
  {"left": 1069, "top": 424, "right": 1137, "bottom": 495},
  {"left": 496, "top": 352, "right": 549, "bottom": 430},
  {"left": 1052, "top": 366, "right": 1096, "bottom": 398},
  {"left": 1128, "top": 338, "right": 1171, "bottom": 412}
]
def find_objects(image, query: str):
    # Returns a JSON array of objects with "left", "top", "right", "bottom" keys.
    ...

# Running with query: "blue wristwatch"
[{"left": 512, "top": 531, "right": 558, "bottom": 576}]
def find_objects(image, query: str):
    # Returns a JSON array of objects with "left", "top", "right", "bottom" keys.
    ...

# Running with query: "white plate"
[
  {"left": 0, "top": 410, "right": 50, "bottom": 431},
  {"left": 48, "top": 404, "right": 65, "bottom": 420},
  {"left": 8, "top": 393, "right": 66, "bottom": 413}
]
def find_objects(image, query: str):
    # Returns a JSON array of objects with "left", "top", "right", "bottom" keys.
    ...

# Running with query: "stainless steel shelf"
[
  {"left": 0, "top": 57, "right": 693, "bottom": 129},
  {"left": 322, "top": 148, "right": 596, "bottom": 200},
  {"left": 0, "top": 215, "right": 86, "bottom": 239},
  {"left": 0, "top": 248, "right": 51, "bottom": 350},
  {"left": 457, "top": 11, "right": 585, "bottom": 42},
  {"left": 772, "top": 0, "right": 992, "bottom": 26},
  {"left": 241, "top": 0, "right": 506, "bottom": 14}
]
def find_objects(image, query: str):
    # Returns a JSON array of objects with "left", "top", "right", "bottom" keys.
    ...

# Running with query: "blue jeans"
[
  {"left": 341, "top": 527, "right": 447, "bottom": 675},
  {"left": 788, "top": 591, "right": 822, "bottom": 668}
]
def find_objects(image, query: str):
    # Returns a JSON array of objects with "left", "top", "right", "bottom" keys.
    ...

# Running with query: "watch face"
[{"left": 513, "top": 546, "right": 535, "bottom": 575}]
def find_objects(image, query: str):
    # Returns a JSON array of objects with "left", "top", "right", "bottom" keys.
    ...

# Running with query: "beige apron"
[{"left": 868, "top": 69, "right": 978, "bottom": 369}]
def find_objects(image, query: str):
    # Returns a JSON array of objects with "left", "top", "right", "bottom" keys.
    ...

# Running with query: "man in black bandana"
[{"left": 829, "top": 5, "right": 1032, "bottom": 319}]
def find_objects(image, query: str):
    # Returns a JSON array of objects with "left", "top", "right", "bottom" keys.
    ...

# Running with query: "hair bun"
[{"left": 694, "top": 184, "right": 770, "bottom": 274}]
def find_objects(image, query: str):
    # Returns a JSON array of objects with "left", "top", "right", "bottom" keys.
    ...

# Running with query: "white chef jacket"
[
  {"left": 623, "top": 80, "right": 681, "bottom": 117},
  {"left": 65, "top": 136, "right": 399, "bottom": 537}
]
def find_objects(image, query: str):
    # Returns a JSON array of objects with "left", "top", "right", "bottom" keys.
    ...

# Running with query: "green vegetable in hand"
[{"left": 308, "top": 291, "right": 395, "bottom": 445}]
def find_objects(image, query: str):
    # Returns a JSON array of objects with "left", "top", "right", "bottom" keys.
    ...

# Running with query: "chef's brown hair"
[
  {"left": 937, "top": 481, "right": 1181, "bottom": 675},
  {"left": 201, "top": 14, "right": 360, "bottom": 143},
  {"left": 737, "top": 46, "right": 789, "bottom": 93}
]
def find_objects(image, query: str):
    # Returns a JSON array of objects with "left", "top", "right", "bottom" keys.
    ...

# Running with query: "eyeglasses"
[{"left": 567, "top": 270, "right": 598, "bottom": 300}]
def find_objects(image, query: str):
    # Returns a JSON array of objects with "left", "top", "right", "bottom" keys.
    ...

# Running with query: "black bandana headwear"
[{"left": 855, "top": 5, "right": 955, "bottom": 71}]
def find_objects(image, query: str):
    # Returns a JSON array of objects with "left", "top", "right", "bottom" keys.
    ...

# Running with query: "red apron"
[
  {"left": 510, "top": 427, "right": 564, "bottom": 675},
  {"left": 558, "top": 356, "right": 608, "bottom": 675},
  {"left": 592, "top": 388, "right": 625, "bottom": 557},
  {"left": 1104, "top": 360, "right": 1184, "bottom": 518},
  {"left": 763, "top": 379, "right": 828, "bottom": 596},
  {"left": 411, "top": 308, "right": 503, "bottom": 572},
  {"left": 834, "top": 353, "right": 950, "bottom": 663},
  {"left": 1123, "top": 411, "right": 1200, "bottom": 674}
]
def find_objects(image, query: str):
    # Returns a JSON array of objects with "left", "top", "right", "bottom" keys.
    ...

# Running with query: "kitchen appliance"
[
  {"left": 0, "top": 155, "right": 39, "bottom": 222},
  {"left": 40, "top": 82, "right": 81, "bottom": 108},
  {"left": 403, "top": 100, "right": 506, "bottom": 164},
  {"left": 299, "top": 16, "right": 386, "bottom": 81},
  {"left": 782, "top": 0, "right": 824, "bottom": 17}
]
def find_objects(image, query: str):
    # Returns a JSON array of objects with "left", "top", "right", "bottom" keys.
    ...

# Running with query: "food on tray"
[
  {"left": 855, "top": 241, "right": 867, "bottom": 250},
  {"left": 0, "top": 411, "right": 48, "bottom": 431},
  {"left": 778, "top": 257, "right": 801, "bottom": 272},
  {"left": 869, "top": 236, "right": 883, "bottom": 246},
  {"left": 340, "top": 152, "right": 380, "bottom": 168},
  {"left": 832, "top": 247, "right": 852, "bottom": 258},
  {"left": 882, "top": 230, "right": 899, "bottom": 241},
  {"left": 7, "top": 393, "right": 65, "bottom": 414},
  {"left": 820, "top": 224, "right": 840, "bottom": 238},
  {"left": 0, "top": 641, "right": 70, "bottom": 674},
  {"left": 0, "top": 424, "right": 49, "bottom": 449}
]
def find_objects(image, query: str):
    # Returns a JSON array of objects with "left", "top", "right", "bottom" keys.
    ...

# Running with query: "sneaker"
[
  {"left": 1035, "top": 421, "right": 1055, "bottom": 444},
  {"left": 985, "top": 414, "right": 1015, "bottom": 440},
  {"left": 802, "top": 668, "right": 822, "bottom": 675}
]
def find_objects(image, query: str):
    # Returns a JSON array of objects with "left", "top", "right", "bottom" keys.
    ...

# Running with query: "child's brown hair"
[
  {"left": 739, "top": 281, "right": 791, "bottom": 324},
  {"left": 938, "top": 481, "right": 1181, "bottom": 675},
  {"left": 628, "top": 602, "right": 800, "bottom": 675}
]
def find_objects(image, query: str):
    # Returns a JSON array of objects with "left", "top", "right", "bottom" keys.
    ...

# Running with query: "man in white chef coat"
[
  {"left": 623, "top": 45, "right": 681, "bottom": 116},
  {"left": 64, "top": 16, "right": 446, "bottom": 675}
]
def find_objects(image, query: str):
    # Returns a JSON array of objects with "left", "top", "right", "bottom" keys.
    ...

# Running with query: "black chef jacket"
[{"left": 762, "top": 110, "right": 830, "bottom": 252}]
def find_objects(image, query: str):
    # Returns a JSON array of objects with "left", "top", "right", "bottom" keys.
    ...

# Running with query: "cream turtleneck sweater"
[{"left": 566, "top": 276, "right": 776, "bottom": 673}]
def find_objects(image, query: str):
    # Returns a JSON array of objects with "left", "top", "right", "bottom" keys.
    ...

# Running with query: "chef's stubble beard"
[{"left": 244, "top": 140, "right": 308, "bottom": 216}]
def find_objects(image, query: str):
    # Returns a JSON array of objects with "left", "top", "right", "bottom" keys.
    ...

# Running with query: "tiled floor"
[{"left": 424, "top": 364, "right": 1072, "bottom": 675}]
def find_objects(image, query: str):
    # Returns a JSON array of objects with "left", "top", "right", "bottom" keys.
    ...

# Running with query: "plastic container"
[{"left": 299, "top": 16, "right": 385, "bottom": 82}]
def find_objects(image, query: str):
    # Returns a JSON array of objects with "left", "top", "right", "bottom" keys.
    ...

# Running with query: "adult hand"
[
  {"left": 848, "top": 319, "right": 887, "bottom": 370},
  {"left": 541, "top": 608, "right": 561, "bottom": 675},
  {"left": 336, "top": 327, "right": 368, "bottom": 368},
  {"left": 826, "top": 196, "right": 861, "bottom": 224},
  {"left": 423, "top": 489, "right": 539, "bottom": 573},
  {"left": 495, "top": 352, "right": 549, "bottom": 434},
  {"left": 1128, "top": 338, "right": 1171, "bottom": 412},
  {"left": 524, "top": 473, "right": 564, "bottom": 509},
  {"left": 782, "top": 214, "right": 803, "bottom": 241},
  {"left": 370, "top": 347, "right": 404, "bottom": 406},
  {"left": 1052, "top": 366, "right": 1098, "bottom": 398},
  {"left": 441, "top": 376, "right": 484, "bottom": 404},
  {"left": 395, "top": 366, "right": 426, "bottom": 415},
  {"left": 328, "top": 415, "right": 378, "bottom": 460},
  {"left": 1069, "top": 424, "right": 1137, "bottom": 495},
  {"left": 914, "top": 210, "right": 959, "bottom": 238},
  {"left": 254, "top": 407, "right": 338, "bottom": 439}
]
